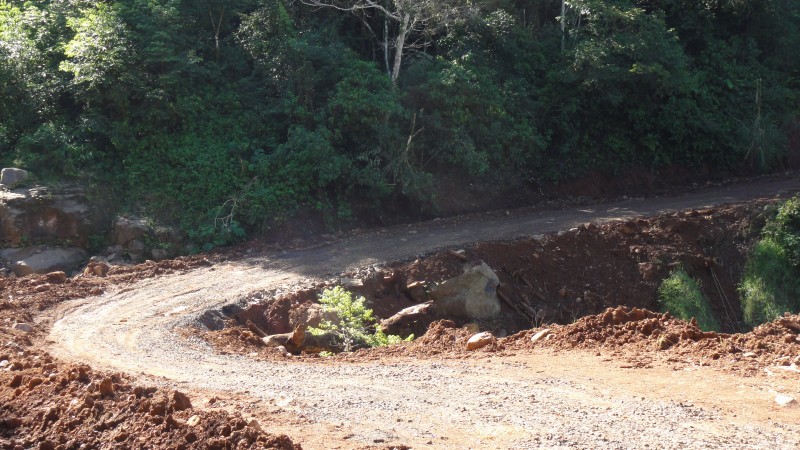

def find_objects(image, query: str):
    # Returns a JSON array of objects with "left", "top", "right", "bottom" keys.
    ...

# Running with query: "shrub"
[
  {"left": 739, "top": 197, "right": 800, "bottom": 328},
  {"left": 308, "top": 286, "right": 411, "bottom": 352},
  {"left": 658, "top": 268, "right": 720, "bottom": 331},
  {"left": 740, "top": 237, "right": 800, "bottom": 327}
]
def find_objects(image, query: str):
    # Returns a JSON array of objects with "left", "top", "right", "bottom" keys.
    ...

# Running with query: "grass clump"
[
  {"left": 308, "top": 286, "right": 412, "bottom": 352},
  {"left": 658, "top": 268, "right": 720, "bottom": 331},
  {"left": 740, "top": 197, "right": 800, "bottom": 328}
]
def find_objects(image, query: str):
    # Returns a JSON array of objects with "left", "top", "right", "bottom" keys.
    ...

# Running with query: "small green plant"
[
  {"left": 658, "top": 268, "right": 720, "bottom": 332},
  {"left": 308, "top": 286, "right": 412, "bottom": 352}
]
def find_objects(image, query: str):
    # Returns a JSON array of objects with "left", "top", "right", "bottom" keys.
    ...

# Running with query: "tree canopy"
[{"left": 1, "top": 0, "right": 798, "bottom": 247}]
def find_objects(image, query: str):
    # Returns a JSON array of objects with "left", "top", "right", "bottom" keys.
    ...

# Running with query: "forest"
[{"left": 1, "top": 0, "right": 799, "bottom": 246}]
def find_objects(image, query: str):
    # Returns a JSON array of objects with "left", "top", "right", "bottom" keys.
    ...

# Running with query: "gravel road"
[{"left": 48, "top": 175, "right": 800, "bottom": 449}]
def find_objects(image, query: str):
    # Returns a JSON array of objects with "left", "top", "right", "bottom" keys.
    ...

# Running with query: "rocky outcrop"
[
  {"left": 0, "top": 184, "right": 110, "bottom": 247},
  {"left": 429, "top": 262, "right": 502, "bottom": 320},
  {"left": 1, "top": 246, "right": 87, "bottom": 276},
  {"left": 0, "top": 168, "right": 29, "bottom": 187},
  {"left": 110, "top": 216, "right": 182, "bottom": 261}
]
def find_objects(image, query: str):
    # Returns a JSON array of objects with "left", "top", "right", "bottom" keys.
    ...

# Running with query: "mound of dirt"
[{"left": 0, "top": 346, "right": 299, "bottom": 450}]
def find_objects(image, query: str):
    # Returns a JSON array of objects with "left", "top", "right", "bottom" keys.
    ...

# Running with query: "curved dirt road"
[{"left": 49, "top": 176, "right": 800, "bottom": 449}]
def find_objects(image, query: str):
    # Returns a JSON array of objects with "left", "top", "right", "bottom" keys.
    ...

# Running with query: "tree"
[{"left": 299, "top": 0, "right": 480, "bottom": 84}]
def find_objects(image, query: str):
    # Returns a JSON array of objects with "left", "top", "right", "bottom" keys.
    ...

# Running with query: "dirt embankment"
[
  {"left": 2, "top": 176, "right": 800, "bottom": 449},
  {"left": 209, "top": 202, "right": 766, "bottom": 358}
]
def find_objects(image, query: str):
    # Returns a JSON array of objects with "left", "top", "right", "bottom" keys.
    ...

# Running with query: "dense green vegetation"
[
  {"left": 740, "top": 197, "right": 800, "bottom": 328},
  {"left": 658, "top": 267, "right": 720, "bottom": 332},
  {"left": 1, "top": 1, "right": 798, "bottom": 245}
]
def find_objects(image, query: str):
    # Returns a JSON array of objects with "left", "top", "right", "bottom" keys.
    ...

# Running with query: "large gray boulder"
[
  {"left": 429, "top": 262, "right": 502, "bottom": 320},
  {"left": 0, "top": 168, "right": 29, "bottom": 187},
  {"left": 0, "top": 184, "right": 111, "bottom": 246},
  {"left": 4, "top": 247, "right": 87, "bottom": 276},
  {"left": 112, "top": 216, "right": 151, "bottom": 247}
]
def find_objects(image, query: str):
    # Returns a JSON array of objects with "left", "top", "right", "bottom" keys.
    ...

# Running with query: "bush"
[
  {"left": 308, "top": 286, "right": 411, "bottom": 352},
  {"left": 740, "top": 238, "right": 800, "bottom": 328},
  {"left": 739, "top": 197, "right": 800, "bottom": 328},
  {"left": 658, "top": 268, "right": 720, "bottom": 331}
]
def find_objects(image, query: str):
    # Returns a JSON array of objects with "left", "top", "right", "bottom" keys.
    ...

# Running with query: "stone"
[
  {"left": 0, "top": 168, "right": 28, "bottom": 187},
  {"left": 0, "top": 184, "right": 110, "bottom": 246},
  {"left": 27, "top": 377, "right": 44, "bottom": 389},
  {"left": 187, "top": 415, "right": 201, "bottom": 427},
  {"left": 774, "top": 394, "right": 796, "bottom": 407},
  {"left": 466, "top": 331, "right": 495, "bottom": 351},
  {"left": 112, "top": 217, "right": 151, "bottom": 247},
  {"left": 530, "top": 328, "right": 552, "bottom": 344},
  {"left": 12, "top": 323, "right": 32, "bottom": 332},
  {"left": 8, "top": 247, "right": 86, "bottom": 276},
  {"left": 172, "top": 391, "right": 193, "bottom": 411},
  {"left": 379, "top": 302, "right": 433, "bottom": 338},
  {"left": 98, "top": 378, "right": 114, "bottom": 397},
  {"left": 45, "top": 271, "right": 67, "bottom": 284},
  {"left": 151, "top": 248, "right": 168, "bottom": 260},
  {"left": 429, "top": 262, "right": 501, "bottom": 320},
  {"left": 405, "top": 281, "right": 428, "bottom": 303},
  {"left": 126, "top": 239, "right": 147, "bottom": 259},
  {"left": 246, "top": 418, "right": 262, "bottom": 431},
  {"left": 619, "top": 221, "right": 637, "bottom": 235},
  {"left": 83, "top": 261, "right": 110, "bottom": 277}
]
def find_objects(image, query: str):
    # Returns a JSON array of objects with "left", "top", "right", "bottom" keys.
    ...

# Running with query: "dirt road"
[{"left": 48, "top": 175, "right": 800, "bottom": 449}]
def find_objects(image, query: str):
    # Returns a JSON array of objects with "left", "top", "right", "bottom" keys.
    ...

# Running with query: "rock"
[
  {"left": 12, "top": 323, "right": 32, "bottom": 332},
  {"left": 0, "top": 184, "right": 111, "bottom": 246},
  {"left": 619, "top": 221, "right": 637, "bottom": 235},
  {"left": 530, "top": 328, "right": 552, "bottom": 344},
  {"left": 151, "top": 248, "right": 168, "bottom": 260},
  {"left": 0, "top": 168, "right": 28, "bottom": 187},
  {"left": 112, "top": 217, "right": 151, "bottom": 247},
  {"left": 45, "top": 271, "right": 67, "bottom": 284},
  {"left": 27, "top": 377, "right": 44, "bottom": 389},
  {"left": 126, "top": 239, "right": 147, "bottom": 259},
  {"left": 187, "top": 415, "right": 201, "bottom": 427},
  {"left": 98, "top": 378, "right": 114, "bottom": 397},
  {"left": 172, "top": 391, "right": 193, "bottom": 411},
  {"left": 246, "top": 418, "right": 262, "bottom": 431},
  {"left": 340, "top": 278, "right": 363, "bottom": 288},
  {"left": 405, "top": 281, "right": 428, "bottom": 303},
  {"left": 742, "top": 352, "right": 758, "bottom": 358},
  {"left": 8, "top": 247, "right": 86, "bottom": 277},
  {"left": 379, "top": 302, "right": 433, "bottom": 338},
  {"left": 83, "top": 261, "right": 110, "bottom": 277},
  {"left": 466, "top": 331, "right": 495, "bottom": 351},
  {"left": 292, "top": 304, "right": 336, "bottom": 329},
  {"left": 774, "top": 394, "right": 796, "bottom": 407},
  {"left": 429, "top": 262, "right": 501, "bottom": 320}
]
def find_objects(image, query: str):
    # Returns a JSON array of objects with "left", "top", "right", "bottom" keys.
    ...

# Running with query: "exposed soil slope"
[{"left": 39, "top": 175, "right": 800, "bottom": 448}]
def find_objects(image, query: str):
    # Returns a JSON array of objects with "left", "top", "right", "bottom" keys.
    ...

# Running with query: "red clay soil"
[
  {"left": 1, "top": 199, "right": 797, "bottom": 449},
  {"left": 0, "top": 256, "right": 301, "bottom": 450},
  {"left": 200, "top": 200, "right": 800, "bottom": 381},
  {"left": 207, "top": 201, "right": 770, "bottom": 356}
]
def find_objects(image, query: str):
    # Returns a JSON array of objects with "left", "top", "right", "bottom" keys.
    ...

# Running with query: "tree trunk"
[{"left": 390, "top": 13, "right": 410, "bottom": 85}]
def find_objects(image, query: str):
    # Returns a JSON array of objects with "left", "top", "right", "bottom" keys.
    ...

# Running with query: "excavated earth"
[{"left": 1, "top": 174, "right": 800, "bottom": 449}]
